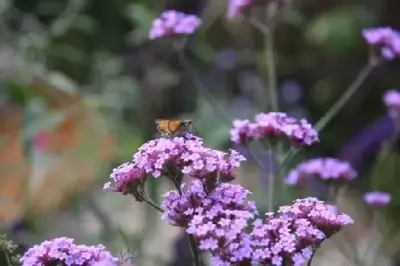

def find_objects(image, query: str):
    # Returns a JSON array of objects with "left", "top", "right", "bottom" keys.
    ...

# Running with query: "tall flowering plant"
[{"left": 15, "top": 1, "right": 397, "bottom": 266}]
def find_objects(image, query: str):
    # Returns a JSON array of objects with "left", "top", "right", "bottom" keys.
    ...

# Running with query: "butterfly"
[{"left": 155, "top": 119, "right": 193, "bottom": 137}]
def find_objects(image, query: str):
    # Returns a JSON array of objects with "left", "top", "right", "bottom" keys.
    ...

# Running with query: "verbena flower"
[
  {"left": 133, "top": 137, "right": 245, "bottom": 185},
  {"left": 149, "top": 10, "right": 202, "bottom": 40},
  {"left": 227, "top": 0, "right": 253, "bottom": 19},
  {"left": 227, "top": 0, "right": 292, "bottom": 19},
  {"left": 20, "top": 237, "right": 119, "bottom": 266},
  {"left": 230, "top": 112, "right": 319, "bottom": 147},
  {"left": 383, "top": 89, "right": 400, "bottom": 118},
  {"left": 161, "top": 181, "right": 258, "bottom": 264},
  {"left": 362, "top": 27, "right": 400, "bottom": 60},
  {"left": 104, "top": 163, "right": 146, "bottom": 199},
  {"left": 364, "top": 191, "right": 391, "bottom": 208},
  {"left": 285, "top": 158, "right": 357, "bottom": 187},
  {"left": 250, "top": 197, "right": 354, "bottom": 266}
]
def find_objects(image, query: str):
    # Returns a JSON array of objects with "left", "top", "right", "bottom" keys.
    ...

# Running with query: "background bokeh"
[{"left": 1, "top": 0, "right": 400, "bottom": 265}]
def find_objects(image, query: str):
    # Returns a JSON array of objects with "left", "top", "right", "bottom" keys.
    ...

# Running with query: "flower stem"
[
  {"left": 172, "top": 179, "right": 202, "bottom": 266},
  {"left": 267, "top": 142, "right": 276, "bottom": 212},
  {"left": 188, "top": 234, "right": 202, "bottom": 266},
  {"left": 315, "top": 63, "right": 376, "bottom": 132},
  {"left": 139, "top": 195, "right": 164, "bottom": 213},
  {"left": 264, "top": 24, "right": 279, "bottom": 113}
]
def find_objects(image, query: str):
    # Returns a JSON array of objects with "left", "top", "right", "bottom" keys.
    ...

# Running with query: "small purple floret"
[
  {"left": 149, "top": 10, "right": 202, "bottom": 40},
  {"left": 285, "top": 157, "right": 357, "bottom": 187},
  {"left": 364, "top": 191, "right": 391, "bottom": 208},
  {"left": 230, "top": 112, "right": 319, "bottom": 148},
  {"left": 362, "top": 27, "right": 400, "bottom": 60}
]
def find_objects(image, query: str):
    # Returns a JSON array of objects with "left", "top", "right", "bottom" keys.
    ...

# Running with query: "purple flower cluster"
[
  {"left": 227, "top": 0, "right": 253, "bottom": 19},
  {"left": 364, "top": 191, "right": 391, "bottom": 208},
  {"left": 149, "top": 10, "right": 202, "bottom": 40},
  {"left": 362, "top": 27, "right": 400, "bottom": 60},
  {"left": 161, "top": 181, "right": 258, "bottom": 264},
  {"left": 161, "top": 181, "right": 353, "bottom": 265},
  {"left": 250, "top": 198, "right": 354, "bottom": 266},
  {"left": 20, "top": 237, "right": 119, "bottom": 266},
  {"left": 285, "top": 158, "right": 357, "bottom": 187},
  {"left": 230, "top": 112, "right": 319, "bottom": 147},
  {"left": 383, "top": 89, "right": 400, "bottom": 118},
  {"left": 104, "top": 136, "right": 246, "bottom": 196},
  {"left": 104, "top": 163, "right": 146, "bottom": 196},
  {"left": 133, "top": 137, "right": 245, "bottom": 181}
]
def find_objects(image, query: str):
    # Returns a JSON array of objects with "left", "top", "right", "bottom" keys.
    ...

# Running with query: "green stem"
[
  {"left": 315, "top": 63, "right": 375, "bottom": 132},
  {"left": 267, "top": 143, "right": 275, "bottom": 212},
  {"left": 276, "top": 148, "right": 299, "bottom": 176},
  {"left": 188, "top": 234, "right": 202, "bottom": 266},
  {"left": 172, "top": 179, "right": 202, "bottom": 266},
  {"left": 264, "top": 24, "right": 279, "bottom": 112},
  {"left": 140, "top": 195, "right": 164, "bottom": 213}
]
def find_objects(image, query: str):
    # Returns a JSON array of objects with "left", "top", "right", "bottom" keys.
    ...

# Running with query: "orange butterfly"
[{"left": 155, "top": 119, "right": 192, "bottom": 137}]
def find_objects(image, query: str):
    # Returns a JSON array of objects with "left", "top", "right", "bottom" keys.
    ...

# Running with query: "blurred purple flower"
[
  {"left": 383, "top": 89, "right": 400, "bottom": 118},
  {"left": 230, "top": 112, "right": 319, "bottom": 148},
  {"left": 227, "top": 0, "right": 253, "bottom": 19},
  {"left": 20, "top": 237, "right": 119, "bottom": 266},
  {"left": 362, "top": 27, "right": 400, "bottom": 60},
  {"left": 364, "top": 191, "right": 391, "bottom": 208},
  {"left": 104, "top": 163, "right": 146, "bottom": 200},
  {"left": 285, "top": 158, "right": 357, "bottom": 187},
  {"left": 280, "top": 80, "right": 303, "bottom": 105},
  {"left": 215, "top": 49, "right": 238, "bottom": 70},
  {"left": 250, "top": 197, "right": 354, "bottom": 266},
  {"left": 149, "top": 10, "right": 202, "bottom": 40}
]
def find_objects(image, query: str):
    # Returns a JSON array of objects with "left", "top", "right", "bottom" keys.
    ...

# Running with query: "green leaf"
[{"left": 126, "top": 4, "right": 156, "bottom": 45}]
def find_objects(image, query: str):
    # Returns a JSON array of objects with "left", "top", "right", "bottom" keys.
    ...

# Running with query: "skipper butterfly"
[{"left": 155, "top": 119, "right": 192, "bottom": 137}]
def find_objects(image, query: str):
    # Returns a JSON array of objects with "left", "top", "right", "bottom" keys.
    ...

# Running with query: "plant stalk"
[{"left": 315, "top": 63, "right": 376, "bottom": 132}]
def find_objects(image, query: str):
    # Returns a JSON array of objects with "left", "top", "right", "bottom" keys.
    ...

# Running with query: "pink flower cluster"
[
  {"left": 20, "top": 237, "right": 119, "bottom": 266},
  {"left": 161, "top": 181, "right": 353, "bottom": 266},
  {"left": 227, "top": 0, "right": 253, "bottom": 19},
  {"left": 104, "top": 136, "right": 246, "bottom": 195},
  {"left": 149, "top": 10, "right": 202, "bottom": 40},
  {"left": 285, "top": 158, "right": 357, "bottom": 187},
  {"left": 230, "top": 112, "right": 319, "bottom": 147},
  {"left": 250, "top": 198, "right": 354, "bottom": 266},
  {"left": 383, "top": 89, "right": 400, "bottom": 118},
  {"left": 362, "top": 27, "right": 400, "bottom": 60},
  {"left": 364, "top": 191, "right": 391, "bottom": 208},
  {"left": 162, "top": 181, "right": 257, "bottom": 264},
  {"left": 104, "top": 162, "right": 146, "bottom": 196}
]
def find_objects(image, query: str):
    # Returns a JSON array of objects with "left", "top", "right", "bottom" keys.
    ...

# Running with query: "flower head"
[
  {"left": 104, "top": 163, "right": 146, "bottom": 199},
  {"left": 383, "top": 89, "right": 400, "bottom": 118},
  {"left": 134, "top": 136, "right": 245, "bottom": 186},
  {"left": 285, "top": 158, "right": 357, "bottom": 187},
  {"left": 230, "top": 112, "right": 319, "bottom": 148},
  {"left": 364, "top": 191, "right": 391, "bottom": 208},
  {"left": 227, "top": 0, "right": 291, "bottom": 19},
  {"left": 227, "top": 0, "right": 253, "bottom": 19},
  {"left": 250, "top": 197, "right": 354, "bottom": 265},
  {"left": 362, "top": 27, "right": 400, "bottom": 60},
  {"left": 20, "top": 237, "right": 119, "bottom": 266},
  {"left": 161, "top": 181, "right": 258, "bottom": 264},
  {"left": 149, "top": 10, "right": 202, "bottom": 40}
]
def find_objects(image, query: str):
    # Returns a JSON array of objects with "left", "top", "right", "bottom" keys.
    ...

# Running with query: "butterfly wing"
[
  {"left": 168, "top": 120, "right": 185, "bottom": 135},
  {"left": 169, "top": 120, "right": 193, "bottom": 136},
  {"left": 155, "top": 119, "right": 171, "bottom": 136}
]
